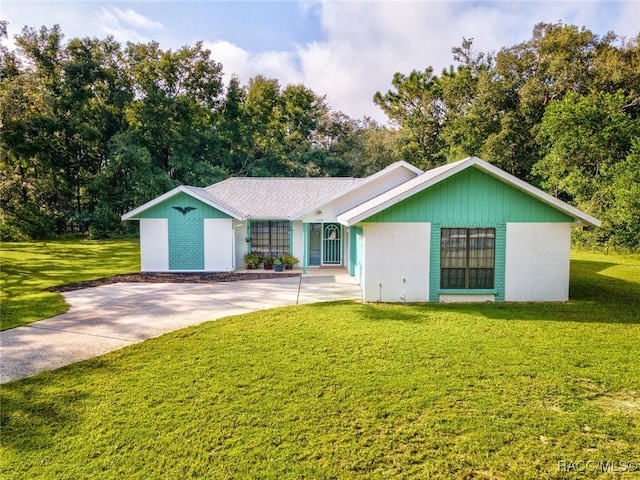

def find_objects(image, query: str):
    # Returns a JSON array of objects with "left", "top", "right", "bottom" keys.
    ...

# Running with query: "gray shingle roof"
[
  {"left": 121, "top": 161, "right": 423, "bottom": 221},
  {"left": 204, "top": 177, "right": 366, "bottom": 218},
  {"left": 182, "top": 186, "right": 247, "bottom": 219}
]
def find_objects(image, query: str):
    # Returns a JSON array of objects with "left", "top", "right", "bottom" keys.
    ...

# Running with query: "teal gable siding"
[
  {"left": 349, "top": 226, "right": 363, "bottom": 276},
  {"left": 137, "top": 192, "right": 230, "bottom": 271},
  {"left": 364, "top": 167, "right": 574, "bottom": 225},
  {"left": 169, "top": 218, "right": 204, "bottom": 270},
  {"left": 135, "top": 192, "right": 231, "bottom": 220},
  {"left": 364, "top": 167, "right": 572, "bottom": 302}
]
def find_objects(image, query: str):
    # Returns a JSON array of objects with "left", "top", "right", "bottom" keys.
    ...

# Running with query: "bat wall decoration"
[{"left": 172, "top": 206, "right": 197, "bottom": 215}]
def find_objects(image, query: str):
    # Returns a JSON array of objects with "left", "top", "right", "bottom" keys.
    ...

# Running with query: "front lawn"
[
  {"left": 1, "top": 250, "right": 639, "bottom": 479},
  {"left": 0, "top": 240, "right": 139, "bottom": 330}
]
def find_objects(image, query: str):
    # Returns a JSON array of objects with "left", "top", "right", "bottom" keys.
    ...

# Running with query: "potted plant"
[
  {"left": 280, "top": 254, "right": 299, "bottom": 270},
  {"left": 243, "top": 252, "right": 261, "bottom": 269},
  {"left": 263, "top": 256, "right": 274, "bottom": 270},
  {"left": 273, "top": 258, "right": 285, "bottom": 272}
]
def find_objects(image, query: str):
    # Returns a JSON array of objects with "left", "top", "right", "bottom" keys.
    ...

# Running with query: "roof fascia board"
[
  {"left": 470, "top": 158, "right": 602, "bottom": 227},
  {"left": 122, "top": 186, "right": 186, "bottom": 220},
  {"left": 391, "top": 160, "right": 423, "bottom": 176},
  {"left": 121, "top": 185, "right": 245, "bottom": 221},
  {"left": 338, "top": 157, "right": 601, "bottom": 227},
  {"left": 290, "top": 161, "right": 423, "bottom": 220},
  {"left": 183, "top": 186, "right": 246, "bottom": 220},
  {"left": 337, "top": 161, "right": 471, "bottom": 226}
]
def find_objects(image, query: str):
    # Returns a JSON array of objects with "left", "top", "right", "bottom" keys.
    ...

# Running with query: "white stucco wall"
[
  {"left": 292, "top": 221, "right": 304, "bottom": 261},
  {"left": 343, "top": 226, "right": 350, "bottom": 270},
  {"left": 204, "top": 218, "right": 234, "bottom": 271},
  {"left": 362, "top": 222, "right": 430, "bottom": 302},
  {"left": 140, "top": 218, "right": 169, "bottom": 271},
  {"left": 232, "top": 220, "right": 247, "bottom": 267},
  {"left": 505, "top": 222, "right": 571, "bottom": 301}
]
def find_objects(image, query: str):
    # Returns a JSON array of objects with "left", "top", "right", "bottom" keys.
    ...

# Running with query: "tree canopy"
[
  {"left": 375, "top": 23, "right": 640, "bottom": 250},
  {"left": 1, "top": 21, "right": 638, "bottom": 250},
  {"left": 1, "top": 24, "right": 387, "bottom": 239}
]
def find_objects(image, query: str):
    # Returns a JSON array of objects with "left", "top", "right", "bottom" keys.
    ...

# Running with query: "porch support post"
[
  {"left": 289, "top": 221, "right": 293, "bottom": 254},
  {"left": 302, "top": 222, "right": 308, "bottom": 274},
  {"left": 348, "top": 226, "right": 356, "bottom": 276},
  {"left": 246, "top": 220, "right": 251, "bottom": 254}
]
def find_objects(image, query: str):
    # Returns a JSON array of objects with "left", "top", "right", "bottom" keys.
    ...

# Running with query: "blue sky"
[{"left": 2, "top": 1, "right": 639, "bottom": 121}]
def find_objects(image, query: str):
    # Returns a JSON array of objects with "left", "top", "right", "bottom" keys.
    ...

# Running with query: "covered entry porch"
[
  {"left": 306, "top": 223, "right": 343, "bottom": 266},
  {"left": 302, "top": 222, "right": 351, "bottom": 271}
]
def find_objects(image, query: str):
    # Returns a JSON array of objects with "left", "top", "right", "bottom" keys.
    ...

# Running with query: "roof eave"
[
  {"left": 288, "top": 180, "right": 359, "bottom": 220},
  {"left": 184, "top": 187, "right": 247, "bottom": 220},
  {"left": 121, "top": 186, "right": 185, "bottom": 221},
  {"left": 337, "top": 161, "right": 471, "bottom": 226},
  {"left": 470, "top": 159, "right": 602, "bottom": 227},
  {"left": 291, "top": 161, "right": 423, "bottom": 220},
  {"left": 121, "top": 185, "right": 246, "bottom": 221},
  {"left": 338, "top": 157, "right": 601, "bottom": 227}
]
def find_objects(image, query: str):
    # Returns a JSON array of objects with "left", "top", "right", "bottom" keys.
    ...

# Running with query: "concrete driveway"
[{"left": 1, "top": 273, "right": 362, "bottom": 383}]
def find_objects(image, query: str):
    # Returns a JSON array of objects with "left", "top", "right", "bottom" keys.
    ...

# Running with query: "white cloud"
[
  {"left": 112, "top": 8, "right": 164, "bottom": 31},
  {"left": 295, "top": 1, "right": 531, "bottom": 120},
  {"left": 205, "top": 40, "right": 303, "bottom": 87},
  {"left": 208, "top": 0, "right": 639, "bottom": 122},
  {"left": 205, "top": 40, "right": 251, "bottom": 79},
  {"left": 96, "top": 7, "right": 164, "bottom": 44}
]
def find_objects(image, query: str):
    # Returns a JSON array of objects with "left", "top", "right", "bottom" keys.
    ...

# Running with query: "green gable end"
[
  {"left": 136, "top": 192, "right": 231, "bottom": 220},
  {"left": 364, "top": 167, "right": 574, "bottom": 225},
  {"left": 134, "top": 191, "right": 231, "bottom": 271}
]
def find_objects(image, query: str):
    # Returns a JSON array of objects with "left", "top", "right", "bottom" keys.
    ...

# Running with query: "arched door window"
[{"left": 323, "top": 224, "right": 341, "bottom": 264}]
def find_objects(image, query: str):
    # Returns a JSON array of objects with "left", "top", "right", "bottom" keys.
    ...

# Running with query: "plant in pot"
[
  {"left": 280, "top": 254, "right": 299, "bottom": 270},
  {"left": 243, "top": 252, "right": 261, "bottom": 269},
  {"left": 273, "top": 258, "right": 285, "bottom": 272},
  {"left": 263, "top": 256, "right": 274, "bottom": 270}
]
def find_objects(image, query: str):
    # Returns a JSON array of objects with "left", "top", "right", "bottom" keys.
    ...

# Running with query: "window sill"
[{"left": 439, "top": 289, "right": 497, "bottom": 295}]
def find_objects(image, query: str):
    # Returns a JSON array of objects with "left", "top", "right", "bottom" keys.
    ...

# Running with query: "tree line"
[
  {"left": 0, "top": 22, "right": 390, "bottom": 239},
  {"left": 374, "top": 23, "right": 640, "bottom": 250},
  {"left": 1, "top": 21, "right": 638, "bottom": 250}
]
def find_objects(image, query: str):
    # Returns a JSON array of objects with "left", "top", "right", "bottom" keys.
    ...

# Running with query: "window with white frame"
[{"left": 440, "top": 228, "right": 495, "bottom": 289}]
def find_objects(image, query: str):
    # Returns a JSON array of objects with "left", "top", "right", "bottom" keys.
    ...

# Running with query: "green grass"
[
  {"left": 1, "top": 249, "right": 639, "bottom": 479},
  {"left": 0, "top": 240, "right": 140, "bottom": 330}
]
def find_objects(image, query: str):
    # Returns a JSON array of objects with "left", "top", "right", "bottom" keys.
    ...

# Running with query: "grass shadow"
[
  {"left": 0, "top": 382, "right": 91, "bottom": 452},
  {"left": 334, "top": 256, "right": 640, "bottom": 326},
  {"left": 0, "top": 355, "right": 123, "bottom": 454},
  {"left": 1, "top": 240, "right": 140, "bottom": 330},
  {"left": 429, "top": 257, "right": 640, "bottom": 325}
]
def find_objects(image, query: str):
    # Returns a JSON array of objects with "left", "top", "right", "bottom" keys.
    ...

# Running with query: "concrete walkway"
[{"left": 1, "top": 272, "right": 362, "bottom": 383}]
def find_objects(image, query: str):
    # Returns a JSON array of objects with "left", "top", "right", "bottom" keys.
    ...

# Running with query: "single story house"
[{"left": 122, "top": 156, "right": 600, "bottom": 303}]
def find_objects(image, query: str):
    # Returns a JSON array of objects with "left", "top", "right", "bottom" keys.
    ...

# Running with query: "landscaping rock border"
[{"left": 48, "top": 271, "right": 301, "bottom": 293}]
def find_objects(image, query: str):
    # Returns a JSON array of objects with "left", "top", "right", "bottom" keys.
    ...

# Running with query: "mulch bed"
[{"left": 48, "top": 271, "right": 301, "bottom": 293}]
